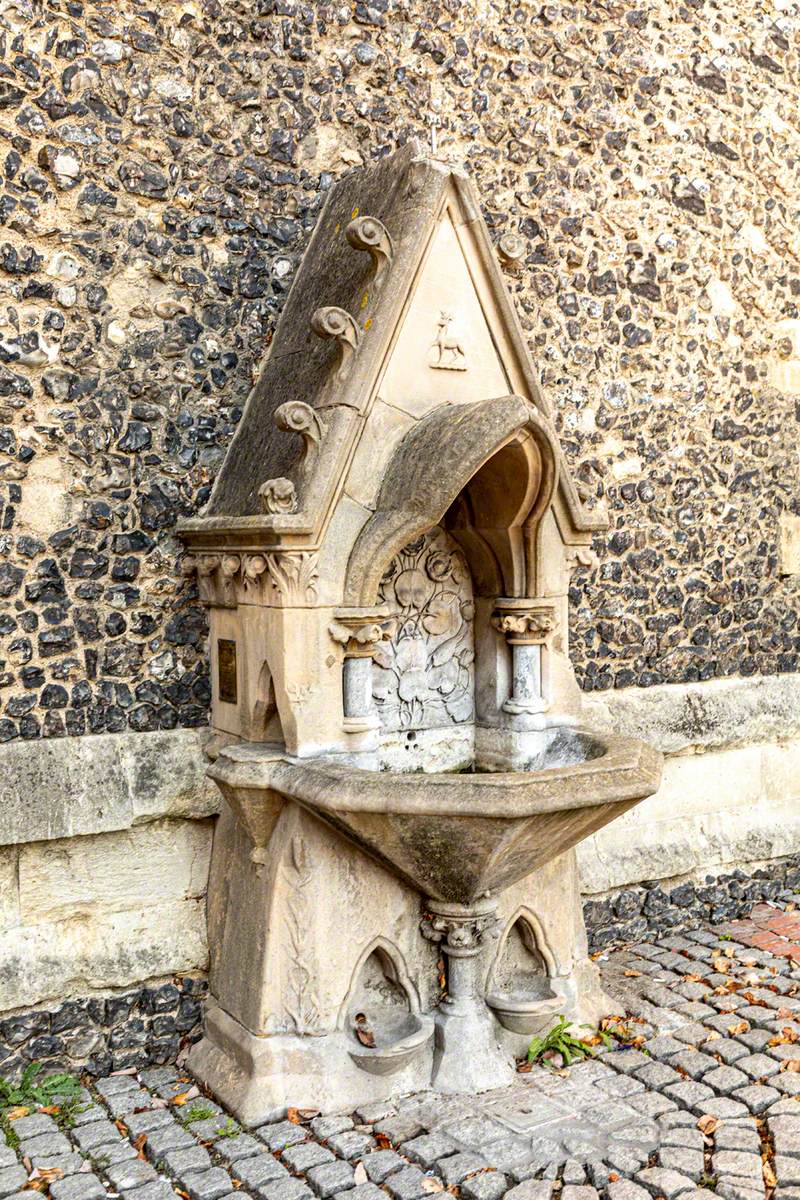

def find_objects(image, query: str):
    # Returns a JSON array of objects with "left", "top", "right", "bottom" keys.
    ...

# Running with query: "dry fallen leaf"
[
  {"left": 170, "top": 1090, "right": 195, "bottom": 1107},
  {"left": 764, "top": 1162, "right": 777, "bottom": 1188},
  {"left": 683, "top": 974, "right": 702, "bottom": 983},
  {"left": 6, "top": 1107, "right": 29, "bottom": 1121},
  {"left": 623, "top": 969, "right": 642, "bottom": 978},
  {"left": 698, "top": 1114, "right": 719, "bottom": 1135},
  {"left": 782, "top": 1060, "right": 800, "bottom": 1073},
  {"left": 375, "top": 1133, "right": 392, "bottom": 1150},
  {"left": 33, "top": 1168, "right": 64, "bottom": 1183},
  {"left": 421, "top": 1178, "right": 444, "bottom": 1193},
  {"left": 705, "top": 1031, "right": 721, "bottom": 1041},
  {"left": 728, "top": 1021, "right": 749, "bottom": 1036},
  {"left": 608, "top": 1175, "right": 619, "bottom": 1184}
]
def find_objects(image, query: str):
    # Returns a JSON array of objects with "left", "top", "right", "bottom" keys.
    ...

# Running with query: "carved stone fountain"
[{"left": 178, "top": 144, "right": 663, "bottom": 1125}]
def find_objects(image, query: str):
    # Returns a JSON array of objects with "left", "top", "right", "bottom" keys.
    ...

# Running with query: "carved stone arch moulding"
[
  {"left": 342, "top": 398, "right": 561, "bottom": 609},
  {"left": 487, "top": 905, "right": 562, "bottom": 985},
  {"left": 336, "top": 934, "right": 423, "bottom": 1030}
]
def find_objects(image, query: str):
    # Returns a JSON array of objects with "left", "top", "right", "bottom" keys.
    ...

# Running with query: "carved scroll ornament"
[
  {"left": 311, "top": 305, "right": 360, "bottom": 380},
  {"left": 274, "top": 400, "right": 324, "bottom": 466},
  {"left": 346, "top": 215, "right": 394, "bottom": 281}
]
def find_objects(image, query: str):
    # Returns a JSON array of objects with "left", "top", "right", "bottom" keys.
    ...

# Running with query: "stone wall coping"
[
  {"left": 583, "top": 671, "right": 800, "bottom": 755},
  {"left": 0, "top": 728, "right": 219, "bottom": 848}
]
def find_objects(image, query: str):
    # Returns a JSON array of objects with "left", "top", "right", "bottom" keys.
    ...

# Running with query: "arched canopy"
[{"left": 343, "top": 396, "right": 559, "bottom": 606}]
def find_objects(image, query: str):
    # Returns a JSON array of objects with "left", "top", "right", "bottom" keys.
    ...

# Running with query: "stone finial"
[
  {"left": 258, "top": 477, "right": 297, "bottom": 515},
  {"left": 274, "top": 400, "right": 324, "bottom": 464},
  {"left": 310, "top": 306, "right": 361, "bottom": 379},
  {"left": 346, "top": 215, "right": 394, "bottom": 280}
]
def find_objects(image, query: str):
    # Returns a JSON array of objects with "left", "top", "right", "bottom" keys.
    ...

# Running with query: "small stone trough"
[{"left": 177, "top": 144, "right": 663, "bottom": 1124}]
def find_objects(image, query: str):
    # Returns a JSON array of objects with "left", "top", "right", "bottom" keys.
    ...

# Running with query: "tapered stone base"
[
  {"left": 431, "top": 997, "right": 516, "bottom": 1093},
  {"left": 188, "top": 1002, "right": 435, "bottom": 1127}
]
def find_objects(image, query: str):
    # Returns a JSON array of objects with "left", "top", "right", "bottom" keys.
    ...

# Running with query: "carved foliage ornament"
[
  {"left": 491, "top": 608, "right": 556, "bottom": 644},
  {"left": 374, "top": 528, "right": 474, "bottom": 732},
  {"left": 258, "top": 477, "right": 297, "bottom": 515},
  {"left": 420, "top": 908, "right": 498, "bottom": 953},
  {"left": 329, "top": 615, "right": 398, "bottom": 658}
]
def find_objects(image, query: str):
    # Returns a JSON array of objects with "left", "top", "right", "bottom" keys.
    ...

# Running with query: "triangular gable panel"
[{"left": 377, "top": 203, "right": 512, "bottom": 418}]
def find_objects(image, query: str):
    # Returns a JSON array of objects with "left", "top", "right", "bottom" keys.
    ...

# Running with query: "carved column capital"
[
  {"left": 420, "top": 900, "right": 499, "bottom": 958},
  {"left": 329, "top": 607, "right": 397, "bottom": 658},
  {"left": 491, "top": 599, "right": 556, "bottom": 645}
]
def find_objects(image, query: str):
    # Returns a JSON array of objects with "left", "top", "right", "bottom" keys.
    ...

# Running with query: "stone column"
[
  {"left": 421, "top": 899, "right": 515, "bottom": 1092},
  {"left": 491, "top": 599, "right": 556, "bottom": 719},
  {"left": 329, "top": 608, "right": 397, "bottom": 731}
]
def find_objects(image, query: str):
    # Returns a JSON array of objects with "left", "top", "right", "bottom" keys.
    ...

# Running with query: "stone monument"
[{"left": 178, "top": 144, "right": 663, "bottom": 1124}]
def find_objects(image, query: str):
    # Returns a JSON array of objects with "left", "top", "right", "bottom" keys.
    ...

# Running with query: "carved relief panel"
[{"left": 373, "top": 528, "right": 475, "bottom": 732}]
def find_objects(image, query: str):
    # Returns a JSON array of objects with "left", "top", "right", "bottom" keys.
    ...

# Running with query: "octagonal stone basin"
[{"left": 209, "top": 730, "right": 663, "bottom": 904}]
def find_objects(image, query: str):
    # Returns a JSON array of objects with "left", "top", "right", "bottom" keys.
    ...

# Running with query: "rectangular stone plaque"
[{"left": 217, "top": 638, "right": 237, "bottom": 705}]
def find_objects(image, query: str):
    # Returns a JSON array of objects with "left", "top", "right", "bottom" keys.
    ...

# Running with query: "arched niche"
[
  {"left": 342, "top": 396, "right": 558, "bottom": 609},
  {"left": 338, "top": 937, "right": 433, "bottom": 1077}
]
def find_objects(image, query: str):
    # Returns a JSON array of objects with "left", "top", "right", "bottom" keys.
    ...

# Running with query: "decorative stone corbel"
[
  {"left": 346, "top": 215, "right": 394, "bottom": 281},
  {"left": 258, "top": 477, "right": 297, "bottom": 515},
  {"left": 274, "top": 401, "right": 325, "bottom": 470},
  {"left": 492, "top": 599, "right": 557, "bottom": 717},
  {"left": 310, "top": 306, "right": 361, "bottom": 380}
]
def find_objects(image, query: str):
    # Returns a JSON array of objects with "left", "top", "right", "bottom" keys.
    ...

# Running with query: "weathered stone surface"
[{"left": 0, "top": 731, "right": 216, "bottom": 847}]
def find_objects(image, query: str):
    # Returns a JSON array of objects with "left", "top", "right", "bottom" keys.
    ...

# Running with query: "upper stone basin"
[{"left": 209, "top": 730, "right": 663, "bottom": 905}]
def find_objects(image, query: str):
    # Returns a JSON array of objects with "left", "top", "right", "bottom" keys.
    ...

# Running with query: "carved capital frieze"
[
  {"left": 491, "top": 600, "right": 556, "bottom": 645},
  {"left": 329, "top": 610, "right": 398, "bottom": 658}
]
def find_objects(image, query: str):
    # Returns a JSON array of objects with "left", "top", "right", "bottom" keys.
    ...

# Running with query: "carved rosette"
[{"left": 491, "top": 601, "right": 557, "bottom": 646}]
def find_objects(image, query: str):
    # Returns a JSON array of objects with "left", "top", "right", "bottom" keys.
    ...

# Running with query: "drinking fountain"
[{"left": 177, "top": 143, "right": 663, "bottom": 1125}]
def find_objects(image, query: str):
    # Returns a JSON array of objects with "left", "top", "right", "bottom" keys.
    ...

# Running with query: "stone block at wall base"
[{"left": 0, "top": 974, "right": 207, "bottom": 1081}]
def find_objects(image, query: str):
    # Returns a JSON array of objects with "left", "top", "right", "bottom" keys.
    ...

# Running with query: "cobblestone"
[{"left": 5, "top": 904, "right": 800, "bottom": 1200}]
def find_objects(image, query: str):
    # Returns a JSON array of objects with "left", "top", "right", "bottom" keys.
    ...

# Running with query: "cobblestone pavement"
[{"left": 4, "top": 903, "right": 800, "bottom": 1200}]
